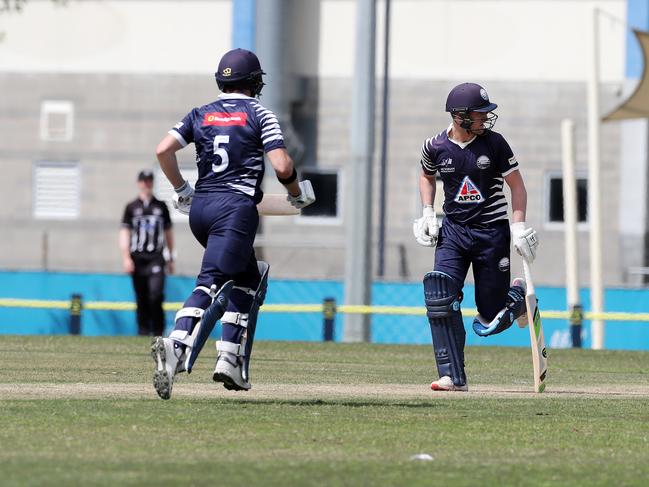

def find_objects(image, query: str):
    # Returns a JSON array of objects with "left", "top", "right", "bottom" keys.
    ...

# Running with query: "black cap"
[
  {"left": 445, "top": 83, "right": 498, "bottom": 113},
  {"left": 137, "top": 170, "right": 154, "bottom": 181}
]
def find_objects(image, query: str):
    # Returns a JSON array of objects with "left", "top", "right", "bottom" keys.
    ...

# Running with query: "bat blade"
[
  {"left": 256, "top": 194, "right": 300, "bottom": 216},
  {"left": 525, "top": 292, "right": 548, "bottom": 393}
]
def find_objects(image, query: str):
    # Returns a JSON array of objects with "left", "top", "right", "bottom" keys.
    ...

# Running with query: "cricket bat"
[
  {"left": 256, "top": 180, "right": 314, "bottom": 216},
  {"left": 256, "top": 194, "right": 300, "bottom": 216},
  {"left": 522, "top": 258, "right": 548, "bottom": 393}
]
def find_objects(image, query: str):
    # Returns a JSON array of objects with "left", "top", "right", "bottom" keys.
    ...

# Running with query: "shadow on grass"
[{"left": 171, "top": 397, "right": 446, "bottom": 409}]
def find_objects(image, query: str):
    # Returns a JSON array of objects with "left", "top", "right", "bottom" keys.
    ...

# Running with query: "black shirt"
[{"left": 121, "top": 197, "right": 172, "bottom": 257}]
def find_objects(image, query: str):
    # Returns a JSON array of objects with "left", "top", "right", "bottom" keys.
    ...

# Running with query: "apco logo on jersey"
[
  {"left": 454, "top": 176, "right": 483, "bottom": 203},
  {"left": 203, "top": 112, "right": 248, "bottom": 126}
]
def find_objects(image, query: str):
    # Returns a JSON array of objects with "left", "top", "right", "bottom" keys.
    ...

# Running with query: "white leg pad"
[
  {"left": 222, "top": 311, "right": 249, "bottom": 328},
  {"left": 216, "top": 340, "right": 242, "bottom": 356},
  {"left": 169, "top": 329, "right": 194, "bottom": 347},
  {"left": 174, "top": 307, "right": 205, "bottom": 322},
  {"left": 195, "top": 284, "right": 218, "bottom": 298}
]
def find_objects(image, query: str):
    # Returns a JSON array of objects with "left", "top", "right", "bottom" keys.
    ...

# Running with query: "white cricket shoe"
[
  {"left": 512, "top": 278, "right": 528, "bottom": 328},
  {"left": 430, "top": 376, "right": 468, "bottom": 392},
  {"left": 213, "top": 341, "right": 251, "bottom": 391},
  {"left": 151, "top": 337, "right": 185, "bottom": 400}
]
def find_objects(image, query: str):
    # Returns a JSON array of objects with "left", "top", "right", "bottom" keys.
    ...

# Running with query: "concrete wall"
[{"left": 0, "top": 0, "right": 634, "bottom": 286}]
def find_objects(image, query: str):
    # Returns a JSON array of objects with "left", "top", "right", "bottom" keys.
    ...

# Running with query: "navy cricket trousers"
[
  {"left": 189, "top": 191, "right": 261, "bottom": 292},
  {"left": 173, "top": 192, "right": 261, "bottom": 339},
  {"left": 434, "top": 218, "right": 511, "bottom": 321}
]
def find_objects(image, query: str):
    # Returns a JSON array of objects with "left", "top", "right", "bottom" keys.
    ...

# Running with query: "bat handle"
[{"left": 522, "top": 258, "right": 536, "bottom": 295}]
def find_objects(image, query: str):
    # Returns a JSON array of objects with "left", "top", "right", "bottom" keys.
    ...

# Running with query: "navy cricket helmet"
[
  {"left": 446, "top": 83, "right": 497, "bottom": 113},
  {"left": 215, "top": 48, "right": 266, "bottom": 96},
  {"left": 446, "top": 83, "right": 498, "bottom": 133}
]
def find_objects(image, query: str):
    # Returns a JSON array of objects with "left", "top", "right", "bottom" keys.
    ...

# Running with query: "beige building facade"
[{"left": 0, "top": 0, "right": 636, "bottom": 286}]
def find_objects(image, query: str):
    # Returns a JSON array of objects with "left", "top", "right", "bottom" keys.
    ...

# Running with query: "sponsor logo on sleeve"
[
  {"left": 476, "top": 155, "right": 491, "bottom": 169},
  {"left": 440, "top": 157, "right": 455, "bottom": 173},
  {"left": 173, "top": 122, "right": 183, "bottom": 129},
  {"left": 202, "top": 112, "right": 248, "bottom": 126},
  {"left": 454, "top": 176, "right": 483, "bottom": 203},
  {"left": 508, "top": 156, "right": 518, "bottom": 166}
]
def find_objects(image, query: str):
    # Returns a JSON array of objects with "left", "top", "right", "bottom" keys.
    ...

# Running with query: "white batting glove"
[
  {"left": 413, "top": 206, "right": 439, "bottom": 247},
  {"left": 511, "top": 222, "right": 539, "bottom": 263},
  {"left": 287, "top": 180, "right": 316, "bottom": 209},
  {"left": 172, "top": 180, "right": 194, "bottom": 215}
]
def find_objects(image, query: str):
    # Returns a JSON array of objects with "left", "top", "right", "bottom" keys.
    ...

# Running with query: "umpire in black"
[{"left": 119, "top": 170, "right": 174, "bottom": 336}]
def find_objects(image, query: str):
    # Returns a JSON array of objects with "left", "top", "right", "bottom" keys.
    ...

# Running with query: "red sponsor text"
[{"left": 203, "top": 112, "right": 247, "bottom": 126}]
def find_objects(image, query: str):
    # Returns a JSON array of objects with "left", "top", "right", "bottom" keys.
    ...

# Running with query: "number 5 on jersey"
[{"left": 213, "top": 135, "right": 230, "bottom": 173}]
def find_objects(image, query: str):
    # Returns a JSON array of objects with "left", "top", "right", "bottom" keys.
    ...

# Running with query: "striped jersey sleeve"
[
  {"left": 168, "top": 108, "right": 198, "bottom": 147},
  {"left": 420, "top": 137, "right": 438, "bottom": 175},
  {"left": 250, "top": 101, "right": 286, "bottom": 152},
  {"left": 496, "top": 136, "right": 519, "bottom": 177}
]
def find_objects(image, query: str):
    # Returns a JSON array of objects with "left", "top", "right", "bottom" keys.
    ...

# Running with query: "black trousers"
[{"left": 131, "top": 254, "right": 166, "bottom": 336}]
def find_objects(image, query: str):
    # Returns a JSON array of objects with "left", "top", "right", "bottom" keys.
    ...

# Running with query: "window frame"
[
  {"left": 296, "top": 167, "right": 343, "bottom": 226},
  {"left": 39, "top": 100, "right": 75, "bottom": 142},
  {"left": 543, "top": 170, "right": 589, "bottom": 231}
]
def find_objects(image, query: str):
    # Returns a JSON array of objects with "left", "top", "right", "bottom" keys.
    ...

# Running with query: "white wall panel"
[
  {"left": 0, "top": 0, "right": 232, "bottom": 74},
  {"left": 318, "top": 0, "right": 626, "bottom": 82}
]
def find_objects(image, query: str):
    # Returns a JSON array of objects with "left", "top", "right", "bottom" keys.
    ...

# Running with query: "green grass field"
[{"left": 0, "top": 336, "right": 648, "bottom": 486}]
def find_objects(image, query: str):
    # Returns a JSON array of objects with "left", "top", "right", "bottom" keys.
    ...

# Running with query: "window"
[
  {"left": 40, "top": 100, "right": 74, "bottom": 142},
  {"left": 546, "top": 175, "right": 588, "bottom": 224},
  {"left": 33, "top": 162, "right": 81, "bottom": 219},
  {"left": 299, "top": 169, "right": 340, "bottom": 221},
  {"left": 154, "top": 166, "right": 198, "bottom": 222}
]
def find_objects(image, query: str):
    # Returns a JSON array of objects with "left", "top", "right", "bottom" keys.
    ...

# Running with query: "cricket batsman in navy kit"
[
  {"left": 151, "top": 48, "right": 315, "bottom": 400},
  {"left": 414, "top": 83, "right": 539, "bottom": 391}
]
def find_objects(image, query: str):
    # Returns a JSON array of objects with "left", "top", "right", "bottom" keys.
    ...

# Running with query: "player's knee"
[{"left": 423, "top": 271, "right": 463, "bottom": 321}]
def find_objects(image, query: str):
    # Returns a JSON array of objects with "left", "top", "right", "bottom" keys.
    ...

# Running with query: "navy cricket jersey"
[
  {"left": 168, "top": 93, "right": 286, "bottom": 203},
  {"left": 420, "top": 126, "right": 519, "bottom": 225}
]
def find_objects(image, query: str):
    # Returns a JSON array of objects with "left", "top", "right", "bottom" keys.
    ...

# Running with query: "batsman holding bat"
[
  {"left": 151, "top": 48, "right": 315, "bottom": 400},
  {"left": 414, "top": 83, "right": 539, "bottom": 391}
]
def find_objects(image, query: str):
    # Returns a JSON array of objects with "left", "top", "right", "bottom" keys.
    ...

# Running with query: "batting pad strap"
[
  {"left": 216, "top": 340, "right": 241, "bottom": 356},
  {"left": 195, "top": 285, "right": 218, "bottom": 298},
  {"left": 233, "top": 286, "right": 255, "bottom": 296},
  {"left": 222, "top": 311, "right": 249, "bottom": 328},
  {"left": 169, "top": 329, "right": 193, "bottom": 347},
  {"left": 175, "top": 307, "right": 205, "bottom": 321}
]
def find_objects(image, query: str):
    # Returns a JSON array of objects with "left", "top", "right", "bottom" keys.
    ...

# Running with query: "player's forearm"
[
  {"left": 156, "top": 135, "right": 185, "bottom": 189},
  {"left": 267, "top": 148, "right": 300, "bottom": 196},
  {"left": 164, "top": 230, "right": 174, "bottom": 258},
  {"left": 419, "top": 172, "right": 436, "bottom": 207},
  {"left": 119, "top": 228, "right": 131, "bottom": 258},
  {"left": 510, "top": 183, "right": 527, "bottom": 223},
  {"left": 504, "top": 170, "right": 527, "bottom": 223}
]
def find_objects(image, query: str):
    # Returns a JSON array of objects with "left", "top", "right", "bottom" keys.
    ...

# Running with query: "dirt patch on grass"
[{"left": 1, "top": 382, "right": 647, "bottom": 401}]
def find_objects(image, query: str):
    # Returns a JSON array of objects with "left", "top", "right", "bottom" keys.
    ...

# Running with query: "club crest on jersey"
[
  {"left": 476, "top": 155, "right": 491, "bottom": 169},
  {"left": 203, "top": 112, "right": 247, "bottom": 126},
  {"left": 454, "top": 176, "right": 483, "bottom": 203}
]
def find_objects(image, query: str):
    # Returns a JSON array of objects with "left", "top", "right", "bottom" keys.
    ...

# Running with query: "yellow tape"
[{"left": 1, "top": 298, "right": 649, "bottom": 322}]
